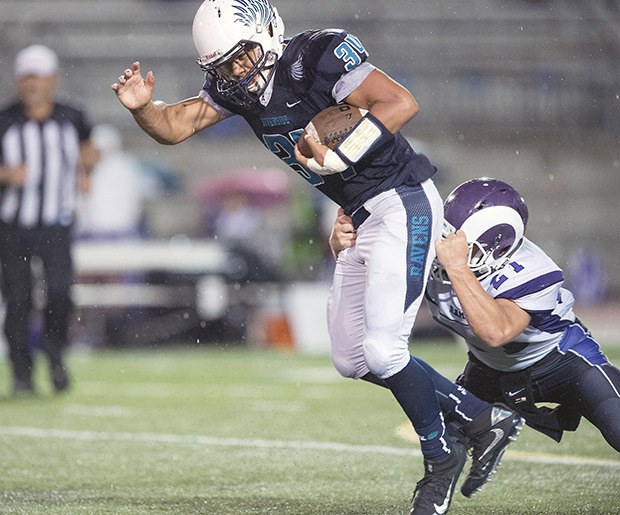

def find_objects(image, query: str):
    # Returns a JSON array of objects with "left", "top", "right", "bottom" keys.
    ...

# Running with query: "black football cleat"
[
  {"left": 460, "top": 403, "right": 523, "bottom": 497},
  {"left": 410, "top": 439, "right": 467, "bottom": 515}
]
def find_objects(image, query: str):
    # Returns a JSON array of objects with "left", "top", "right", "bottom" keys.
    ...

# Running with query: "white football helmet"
[
  {"left": 192, "top": 0, "right": 285, "bottom": 108},
  {"left": 434, "top": 178, "right": 529, "bottom": 282}
]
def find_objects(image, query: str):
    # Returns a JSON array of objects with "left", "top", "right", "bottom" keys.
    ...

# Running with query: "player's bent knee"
[
  {"left": 331, "top": 353, "right": 362, "bottom": 379},
  {"left": 363, "top": 338, "right": 407, "bottom": 379}
]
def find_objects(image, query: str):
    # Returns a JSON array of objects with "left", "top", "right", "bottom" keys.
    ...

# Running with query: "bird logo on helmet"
[
  {"left": 440, "top": 177, "right": 529, "bottom": 280},
  {"left": 192, "top": 0, "right": 285, "bottom": 109}
]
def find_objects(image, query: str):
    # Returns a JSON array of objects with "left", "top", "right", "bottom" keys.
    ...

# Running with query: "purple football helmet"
[{"left": 441, "top": 177, "right": 529, "bottom": 279}]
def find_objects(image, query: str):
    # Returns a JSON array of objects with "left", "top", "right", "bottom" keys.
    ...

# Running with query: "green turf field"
[{"left": 1, "top": 341, "right": 619, "bottom": 514}]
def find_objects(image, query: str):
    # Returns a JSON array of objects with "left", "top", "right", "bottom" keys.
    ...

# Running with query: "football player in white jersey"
[
  {"left": 331, "top": 177, "right": 620, "bottom": 453},
  {"left": 112, "top": 1, "right": 524, "bottom": 511},
  {"left": 429, "top": 177, "right": 620, "bottom": 451}
]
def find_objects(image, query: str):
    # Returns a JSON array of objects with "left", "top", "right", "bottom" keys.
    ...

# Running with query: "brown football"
[{"left": 297, "top": 104, "right": 367, "bottom": 158}]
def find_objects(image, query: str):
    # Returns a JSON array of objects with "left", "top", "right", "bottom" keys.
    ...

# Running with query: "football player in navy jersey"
[
  {"left": 331, "top": 178, "right": 620, "bottom": 454},
  {"left": 112, "top": 1, "right": 523, "bottom": 511}
]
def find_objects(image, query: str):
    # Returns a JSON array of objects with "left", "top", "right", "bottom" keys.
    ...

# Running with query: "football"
[{"left": 297, "top": 104, "right": 367, "bottom": 158}]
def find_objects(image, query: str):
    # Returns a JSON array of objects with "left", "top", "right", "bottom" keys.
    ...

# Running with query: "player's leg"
[
  {"left": 328, "top": 242, "right": 371, "bottom": 380},
  {"left": 357, "top": 182, "right": 454, "bottom": 456},
  {"left": 354, "top": 181, "right": 467, "bottom": 514},
  {"left": 0, "top": 224, "right": 35, "bottom": 394},
  {"left": 37, "top": 225, "right": 73, "bottom": 392},
  {"left": 415, "top": 355, "right": 524, "bottom": 497},
  {"left": 578, "top": 362, "right": 620, "bottom": 451},
  {"left": 533, "top": 328, "right": 620, "bottom": 452},
  {"left": 329, "top": 182, "right": 465, "bottom": 513}
]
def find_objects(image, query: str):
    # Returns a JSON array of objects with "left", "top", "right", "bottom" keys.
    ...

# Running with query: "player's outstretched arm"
[
  {"left": 112, "top": 61, "right": 154, "bottom": 111},
  {"left": 436, "top": 230, "right": 531, "bottom": 347},
  {"left": 111, "top": 61, "right": 224, "bottom": 145}
]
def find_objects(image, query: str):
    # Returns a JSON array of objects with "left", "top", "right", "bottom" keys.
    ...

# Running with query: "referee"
[{"left": 0, "top": 45, "right": 99, "bottom": 395}]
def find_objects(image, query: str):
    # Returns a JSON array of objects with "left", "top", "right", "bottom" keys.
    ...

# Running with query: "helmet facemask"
[
  {"left": 197, "top": 40, "right": 277, "bottom": 109},
  {"left": 433, "top": 224, "right": 522, "bottom": 284},
  {"left": 465, "top": 230, "right": 519, "bottom": 280},
  {"left": 430, "top": 259, "right": 451, "bottom": 285}
]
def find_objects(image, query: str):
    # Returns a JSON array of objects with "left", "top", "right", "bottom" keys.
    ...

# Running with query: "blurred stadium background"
[{"left": 0, "top": 0, "right": 618, "bottom": 350}]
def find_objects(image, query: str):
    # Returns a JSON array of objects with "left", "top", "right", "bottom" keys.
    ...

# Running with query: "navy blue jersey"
[{"left": 201, "top": 29, "right": 436, "bottom": 214}]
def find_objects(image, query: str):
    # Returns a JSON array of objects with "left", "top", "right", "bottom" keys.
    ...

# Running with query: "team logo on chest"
[{"left": 261, "top": 115, "right": 290, "bottom": 127}]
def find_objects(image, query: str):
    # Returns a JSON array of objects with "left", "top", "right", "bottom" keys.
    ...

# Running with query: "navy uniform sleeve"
[{"left": 299, "top": 29, "right": 369, "bottom": 97}]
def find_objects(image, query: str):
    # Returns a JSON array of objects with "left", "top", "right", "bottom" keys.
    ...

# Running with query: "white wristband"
[{"left": 306, "top": 149, "right": 348, "bottom": 176}]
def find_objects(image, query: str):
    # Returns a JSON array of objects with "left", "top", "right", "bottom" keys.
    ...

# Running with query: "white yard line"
[
  {"left": 395, "top": 421, "right": 620, "bottom": 468},
  {"left": 0, "top": 426, "right": 618, "bottom": 468},
  {"left": 63, "top": 404, "right": 133, "bottom": 417}
]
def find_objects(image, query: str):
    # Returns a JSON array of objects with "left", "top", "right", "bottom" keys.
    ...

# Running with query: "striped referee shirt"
[{"left": 0, "top": 101, "right": 91, "bottom": 227}]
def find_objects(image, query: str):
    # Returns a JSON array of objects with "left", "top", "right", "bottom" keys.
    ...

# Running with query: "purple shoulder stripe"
[{"left": 495, "top": 270, "right": 563, "bottom": 300}]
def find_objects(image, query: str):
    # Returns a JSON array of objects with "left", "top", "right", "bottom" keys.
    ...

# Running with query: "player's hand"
[
  {"left": 294, "top": 136, "right": 347, "bottom": 175},
  {"left": 329, "top": 207, "right": 356, "bottom": 259},
  {"left": 294, "top": 134, "right": 328, "bottom": 166},
  {"left": 111, "top": 61, "right": 155, "bottom": 111},
  {"left": 435, "top": 230, "right": 470, "bottom": 273}
]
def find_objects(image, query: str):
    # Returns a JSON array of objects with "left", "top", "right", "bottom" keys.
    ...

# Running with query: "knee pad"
[
  {"left": 363, "top": 338, "right": 391, "bottom": 378},
  {"left": 363, "top": 337, "right": 408, "bottom": 379},
  {"left": 331, "top": 350, "right": 364, "bottom": 379}
]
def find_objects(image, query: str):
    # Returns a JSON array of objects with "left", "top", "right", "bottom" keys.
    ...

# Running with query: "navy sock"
[
  {"left": 417, "top": 413, "right": 452, "bottom": 460},
  {"left": 384, "top": 357, "right": 452, "bottom": 459},
  {"left": 414, "top": 357, "right": 488, "bottom": 423}
]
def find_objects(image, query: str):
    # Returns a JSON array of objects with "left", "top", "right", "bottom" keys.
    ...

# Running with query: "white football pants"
[{"left": 328, "top": 178, "right": 444, "bottom": 380}]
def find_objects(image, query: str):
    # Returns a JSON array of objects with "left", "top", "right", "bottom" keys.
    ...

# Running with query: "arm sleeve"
[
  {"left": 306, "top": 29, "right": 371, "bottom": 101},
  {"left": 332, "top": 62, "right": 375, "bottom": 103}
]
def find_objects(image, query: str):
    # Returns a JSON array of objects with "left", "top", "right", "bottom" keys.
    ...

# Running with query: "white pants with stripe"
[{"left": 328, "top": 178, "right": 444, "bottom": 380}]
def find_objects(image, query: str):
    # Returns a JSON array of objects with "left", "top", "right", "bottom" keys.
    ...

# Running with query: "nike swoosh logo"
[
  {"left": 286, "top": 100, "right": 301, "bottom": 108},
  {"left": 508, "top": 388, "right": 525, "bottom": 397},
  {"left": 479, "top": 428, "right": 504, "bottom": 461},
  {"left": 433, "top": 480, "right": 454, "bottom": 514}
]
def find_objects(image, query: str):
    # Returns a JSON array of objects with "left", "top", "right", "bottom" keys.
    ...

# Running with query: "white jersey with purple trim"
[{"left": 425, "top": 238, "right": 577, "bottom": 372}]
